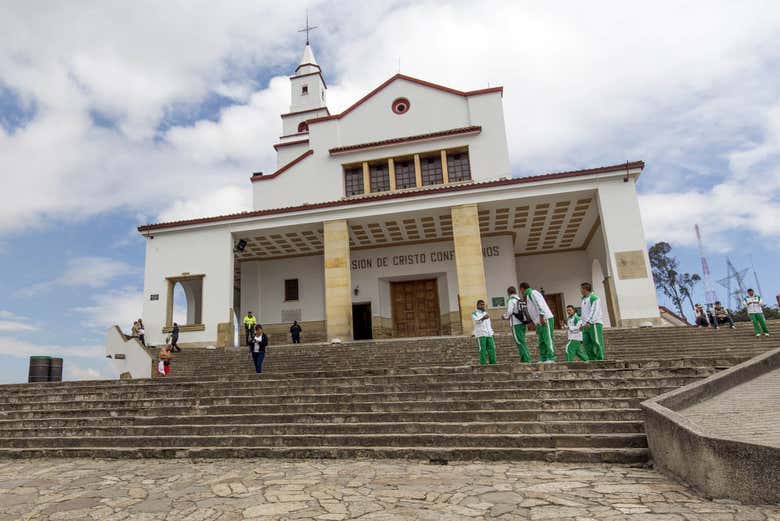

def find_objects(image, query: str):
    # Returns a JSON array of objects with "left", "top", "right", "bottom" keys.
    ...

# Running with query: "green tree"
[{"left": 648, "top": 242, "right": 701, "bottom": 320}]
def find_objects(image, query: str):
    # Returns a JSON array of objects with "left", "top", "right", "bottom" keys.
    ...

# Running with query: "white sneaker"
[
  {"left": 764, "top": 333, "right": 770, "bottom": 337},
  {"left": 756, "top": 334, "right": 761, "bottom": 337}
]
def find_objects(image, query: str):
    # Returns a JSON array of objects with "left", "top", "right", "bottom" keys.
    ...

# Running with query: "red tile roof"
[
  {"left": 273, "top": 138, "right": 309, "bottom": 150},
  {"left": 249, "top": 149, "right": 313, "bottom": 183},
  {"left": 329, "top": 126, "right": 481, "bottom": 155},
  {"left": 139, "top": 161, "right": 644, "bottom": 232},
  {"left": 308, "top": 74, "right": 503, "bottom": 125}
]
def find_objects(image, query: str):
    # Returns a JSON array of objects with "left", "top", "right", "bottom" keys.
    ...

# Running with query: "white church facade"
[{"left": 137, "top": 43, "right": 661, "bottom": 346}]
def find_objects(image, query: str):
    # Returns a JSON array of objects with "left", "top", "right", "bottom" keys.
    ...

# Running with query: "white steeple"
[{"left": 288, "top": 41, "right": 327, "bottom": 115}]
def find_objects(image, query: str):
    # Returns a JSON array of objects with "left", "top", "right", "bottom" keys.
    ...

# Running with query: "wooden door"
[
  {"left": 545, "top": 292, "right": 565, "bottom": 329},
  {"left": 391, "top": 279, "right": 441, "bottom": 337}
]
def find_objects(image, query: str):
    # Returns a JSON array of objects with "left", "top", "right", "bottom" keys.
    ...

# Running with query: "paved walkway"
[
  {"left": 0, "top": 459, "right": 778, "bottom": 520},
  {"left": 681, "top": 368, "right": 780, "bottom": 447}
]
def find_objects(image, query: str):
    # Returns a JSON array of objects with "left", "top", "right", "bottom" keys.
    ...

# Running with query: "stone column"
[
  {"left": 451, "top": 204, "right": 488, "bottom": 336},
  {"left": 324, "top": 219, "right": 352, "bottom": 341},
  {"left": 597, "top": 179, "right": 660, "bottom": 326}
]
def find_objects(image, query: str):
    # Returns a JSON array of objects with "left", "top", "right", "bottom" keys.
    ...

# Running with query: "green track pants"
[
  {"left": 536, "top": 318, "right": 556, "bottom": 362},
  {"left": 583, "top": 323, "right": 604, "bottom": 360},
  {"left": 749, "top": 313, "right": 770, "bottom": 335},
  {"left": 477, "top": 336, "right": 497, "bottom": 365},
  {"left": 564, "top": 340, "right": 589, "bottom": 362},
  {"left": 511, "top": 324, "right": 531, "bottom": 363}
]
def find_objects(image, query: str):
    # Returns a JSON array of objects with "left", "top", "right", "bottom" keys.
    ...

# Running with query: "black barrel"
[
  {"left": 48, "top": 357, "right": 63, "bottom": 382},
  {"left": 28, "top": 356, "right": 51, "bottom": 383}
]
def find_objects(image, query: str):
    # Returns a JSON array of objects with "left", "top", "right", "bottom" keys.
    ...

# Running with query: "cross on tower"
[{"left": 298, "top": 10, "right": 318, "bottom": 45}]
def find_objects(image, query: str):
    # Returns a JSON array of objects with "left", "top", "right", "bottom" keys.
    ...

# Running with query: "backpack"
[{"left": 511, "top": 298, "right": 531, "bottom": 324}]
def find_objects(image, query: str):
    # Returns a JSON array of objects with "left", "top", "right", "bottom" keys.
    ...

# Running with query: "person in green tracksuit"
[
  {"left": 744, "top": 289, "right": 770, "bottom": 337},
  {"left": 580, "top": 282, "right": 605, "bottom": 361},
  {"left": 564, "top": 305, "right": 589, "bottom": 362},
  {"left": 518, "top": 282, "right": 556, "bottom": 363},
  {"left": 472, "top": 300, "right": 497, "bottom": 365},
  {"left": 503, "top": 286, "right": 531, "bottom": 362}
]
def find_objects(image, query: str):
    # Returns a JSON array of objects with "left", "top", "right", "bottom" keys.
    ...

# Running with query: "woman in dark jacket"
[{"left": 249, "top": 324, "right": 268, "bottom": 373}]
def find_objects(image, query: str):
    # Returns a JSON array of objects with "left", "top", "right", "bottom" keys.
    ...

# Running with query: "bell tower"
[{"left": 281, "top": 15, "right": 329, "bottom": 137}]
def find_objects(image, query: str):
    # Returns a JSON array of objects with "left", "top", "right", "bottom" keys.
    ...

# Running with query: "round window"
[{"left": 392, "top": 97, "right": 410, "bottom": 115}]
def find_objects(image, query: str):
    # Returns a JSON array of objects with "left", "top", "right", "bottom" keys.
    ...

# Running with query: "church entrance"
[
  {"left": 390, "top": 279, "right": 441, "bottom": 337},
  {"left": 352, "top": 303, "right": 373, "bottom": 340}
]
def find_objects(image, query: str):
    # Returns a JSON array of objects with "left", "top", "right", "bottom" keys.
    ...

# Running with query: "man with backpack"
[
  {"left": 519, "top": 282, "right": 556, "bottom": 363},
  {"left": 503, "top": 286, "right": 531, "bottom": 362}
]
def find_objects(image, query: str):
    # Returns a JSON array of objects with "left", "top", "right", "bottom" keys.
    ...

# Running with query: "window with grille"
[
  {"left": 447, "top": 151, "right": 471, "bottom": 182},
  {"left": 394, "top": 159, "right": 416, "bottom": 189},
  {"left": 284, "top": 279, "right": 299, "bottom": 301},
  {"left": 420, "top": 155, "right": 443, "bottom": 186},
  {"left": 369, "top": 162, "right": 391, "bottom": 192},
  {"left": 344, "top": 167, "right": 364, "bottom": 196}
]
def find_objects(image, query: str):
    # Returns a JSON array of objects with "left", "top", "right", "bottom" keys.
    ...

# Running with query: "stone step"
[
  {"left": 0, "top": 398, "right": 644, "bottom": 420},
  {"left": 0, "top": 386, "right": 676, "bottom": 411},
  {"left": 0, "top": 446, "right": 650, "bottom": 463},
  {"left": 0, "top": 408, "right": 643, "bottom": 428},
  {"left": 0, "top": 420, "right": 645, "bottom": 437},
  {"left": 0, "top": 432, "right": 647, "bottom": 450},
  {"left": 0, "top": 376, "right": 700, "bottom": 404}
]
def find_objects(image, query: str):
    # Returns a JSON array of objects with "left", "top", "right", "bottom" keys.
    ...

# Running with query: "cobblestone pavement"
[
  {"left": 681, "top": 368, "right": 780, "bottom": 447},
  {"left": 0, "top": 459, "right": 778, "bottom": 520}
]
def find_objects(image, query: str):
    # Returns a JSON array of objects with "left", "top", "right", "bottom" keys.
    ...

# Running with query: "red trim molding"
[
  {"left": 308, "top": 74, "right": 504, "bottom": 125},
  {"left": 279, "top": 131, "right": 309, "bottom": 139},
  {"left": 273, "top": 139, "right": 309, "bottom": 150},
  {"left": 329, "top": 126, "right": 481, "bottom": 155},
  {"left": 290, "top": 71, "right": 327, "bottom": 89},
  {"left": 295, "top": 62, "right": 320, "bottom": 73},
  {"left": 140, "top": 161, "right": 644, "bottom": 231},
  {"left": 250, "top": 149, "right": 314, "bottom": 183},
  {"left": 281, "top": 107, "right": 330, "bottom": 119}
]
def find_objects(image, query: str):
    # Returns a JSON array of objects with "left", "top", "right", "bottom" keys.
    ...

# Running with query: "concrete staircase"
[{"left": 0, "top": 325, "right": 776, "bottom": 462}]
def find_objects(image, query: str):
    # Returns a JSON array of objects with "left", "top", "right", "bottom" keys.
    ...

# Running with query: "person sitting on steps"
[
  {"left": 710, "top": 301, "right": 736, "bottom": 329},
  {"left": 693, "top": 304, "right": 710, "bottom": 328}
]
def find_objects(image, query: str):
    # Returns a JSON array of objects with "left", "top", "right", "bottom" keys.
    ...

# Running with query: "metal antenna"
[
  {"left": 298, "top": 9, "right": 318, "bottom": 45},
  {"left": 694, "top": 225, "right": 718, "bottom": 307}
]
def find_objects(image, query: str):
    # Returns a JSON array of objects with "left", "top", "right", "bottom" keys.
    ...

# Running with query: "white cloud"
[
  {"left": 18, "top": 256, "right": 136, "bottom": 296},
  {"left": 0, "top": 335, "right": 102, "bottom": 359},
  {"left": 64, "top": 362, "right": 112, "bottom": 382},
  {"left": 72, "top": 286, "right": 143, "bottom": 333},
  {"left": 0, "top": 1, "right": 779, "bottom": 248},
  {"left": 0, "top": 321, "right": 35, "bottom": 332}
]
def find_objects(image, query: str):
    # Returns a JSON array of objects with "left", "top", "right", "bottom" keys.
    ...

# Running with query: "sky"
[{"left": 1, "top": 1, "right": 779, "bottom": 383}]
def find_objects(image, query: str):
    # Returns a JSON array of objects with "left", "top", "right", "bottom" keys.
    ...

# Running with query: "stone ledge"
[
  {"left": 641, "top": 346, "right": 780, "bottom": 504},
  {"left": 162, "top": 324, "right": 205, "bottom": 333}
]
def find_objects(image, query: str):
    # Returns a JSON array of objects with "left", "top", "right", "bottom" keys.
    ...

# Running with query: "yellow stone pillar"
[
  {"left": 451, "top": 204, "right": 488, "bottom": 336},
  {"left": 324, "top": 219, "right": 352, "bottom": 340},
  {"left": 440, "top": 150, "right": 450, "bottom": 184},
  {"left": 413, "top": 154, "right": 422, "bottom": 187},
  {"left": 388, "top": 158, "right": 397, "bottom": 191},
  {"left": 362, "top": 162, "right": 370, "bottom": 194}
]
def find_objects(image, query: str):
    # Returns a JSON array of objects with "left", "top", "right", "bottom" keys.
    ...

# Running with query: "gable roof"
[
  {"left": 140, "top": 160, "right": 644, "bottom": 232},
  {"left": 308, "top": 73, "right": 503, "bottom": 125},
  {"left": 250, "top": 149, "right": 313, "bottom": 182}
]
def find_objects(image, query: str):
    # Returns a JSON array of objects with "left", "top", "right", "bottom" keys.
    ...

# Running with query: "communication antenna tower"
[
  {"left": 694, "top": 224, "right": 718, "bottom": 307},
  {"left": 716, "top": 258, "right": 750, "bottom": 310}
]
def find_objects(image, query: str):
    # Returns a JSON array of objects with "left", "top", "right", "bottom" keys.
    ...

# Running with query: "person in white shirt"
[
  {"left": 744, "top": 289, "right": 770, "bottom": 337},
  {"left": 564, "top": 305, "right": 589, "bottom": 362},
  {"left": 472, "top": 300, "right": 496, "bottom": 365},
  {"left": 580, "top": 282, "right": 605, "bottom": 361},
  {"left": 502, "top": 286, "right": 531, "bottom": 362},
  {"left": 693, "top": 304, "right": 710, "bottom": 328},
  {"left": 518, "top": 282, "right": 556, "bottom": 363}
]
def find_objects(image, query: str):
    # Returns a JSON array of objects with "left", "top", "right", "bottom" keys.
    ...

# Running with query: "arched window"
[{"left": 297, "top": 121, "right": 309, "bottom": 133}]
